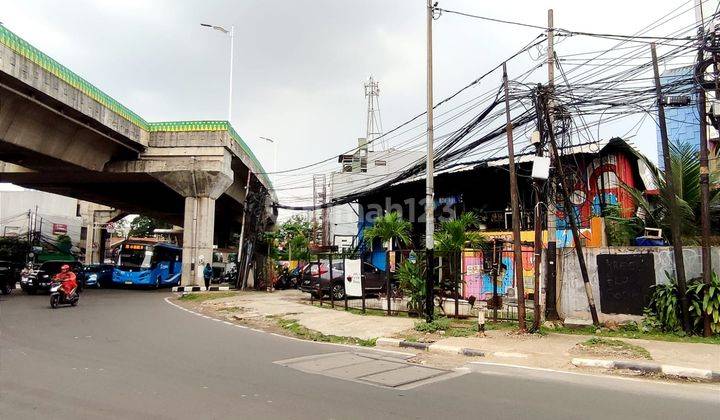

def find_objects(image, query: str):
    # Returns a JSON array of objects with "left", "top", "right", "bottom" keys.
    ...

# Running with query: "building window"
[{"left": 374, "top": 160, "right": 386, "bottom": 166}]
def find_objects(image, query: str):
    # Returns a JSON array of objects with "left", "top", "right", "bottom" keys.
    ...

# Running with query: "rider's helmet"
[
  {"left": 26, "top": 262, "right": 32, "bottom": 269},
  {"left": 60, "top": 264, "right": 70, "bottom": 272}
]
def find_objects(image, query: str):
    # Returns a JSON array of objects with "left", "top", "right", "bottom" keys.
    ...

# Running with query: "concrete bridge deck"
[{"left": 0, "top": 24, "right": 275, "bottom": 286}]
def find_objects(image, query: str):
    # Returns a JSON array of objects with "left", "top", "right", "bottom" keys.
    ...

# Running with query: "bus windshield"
[{"left": 119, "top": 243, "right": 152, "bottom": 269}]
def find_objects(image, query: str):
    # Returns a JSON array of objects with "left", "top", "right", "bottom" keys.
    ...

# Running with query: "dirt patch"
[{"left": 571, "top": 338, "right": 652, "bottom": 360}]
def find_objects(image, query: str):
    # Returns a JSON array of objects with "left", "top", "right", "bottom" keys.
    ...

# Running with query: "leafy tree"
[
  {"left": 603, "top": 204, "right": 644, "bottom": 246},
  {"left": 625, "top": 142, "right": 719, "bottom": 244},
  {"left": 363, "top": 212, "right": 412, "bottom": 250},
  {"left": 0, "top": 237, "right": 30, "bottom": 262},
  {"left": 128, "top": 216, "right": 171, "bottom": 238},
  {"left": 55, "top": 234, "right": 72, "bottom": 253},
  {"left": 276, "top": 215, "right": 312, "bottom": 261}
]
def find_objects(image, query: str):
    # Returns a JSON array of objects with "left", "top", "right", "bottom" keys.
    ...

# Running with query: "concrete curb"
[
  {"left": 172, "top": 286, "right": 230, "bottom": 292},
  {"left": 378, "top": 338, "right": 485, "bottom": 357},
  {"left": 571, "top": 358, "right": 720, "bottom": 382}
]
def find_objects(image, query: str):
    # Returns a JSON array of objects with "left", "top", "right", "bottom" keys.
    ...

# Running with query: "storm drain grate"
[{"left": 275, "top": 351, "right": 461, "bottom": 389}]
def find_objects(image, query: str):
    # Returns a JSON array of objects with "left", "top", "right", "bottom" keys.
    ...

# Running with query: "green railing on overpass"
[{"left": 0, "top": 24, "right": 272, "bottom": 190}]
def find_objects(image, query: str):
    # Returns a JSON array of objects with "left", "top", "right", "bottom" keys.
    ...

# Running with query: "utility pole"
[
  {"left": 424, "top": 0, "right": 436, "bottom": 323},
  {"left": 532, "top": 88, "right": 545, "bottom": 331},
  {"left": 543, "top": 94, "right": 600, "bottom": 326},
  {"left": 651, "top": 43, "right": 691, "bottom": 333},
  {"left": 503, "top": 62, "right": 527, "bottom": 332},
  {"left": 544, "top": 9, "right": 559, "bottom": 321},
  {"left": 696, "top": 0, "right": 713, "bottom": 337},
  {"left": 237, "top": 170, "right": 253, "bottom": 289}
]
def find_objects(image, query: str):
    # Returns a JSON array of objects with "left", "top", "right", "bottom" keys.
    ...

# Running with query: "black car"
[
  {"left": 21, "top": 261, "right": 86, "bottom": 295},
  {"left": 0, "top": 260, "right": 21, "bottom": 295},
  {"left": 299, "top": 261, "right": 391, "bottom": 300}
]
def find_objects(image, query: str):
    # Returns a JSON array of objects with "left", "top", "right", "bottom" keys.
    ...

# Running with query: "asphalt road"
[{"left": 1, "top": 289, "right": 718, "bottom": 420}]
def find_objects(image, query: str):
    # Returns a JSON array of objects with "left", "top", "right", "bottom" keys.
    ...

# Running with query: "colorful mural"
[
  {"left": 462, "top": 246, "right": 536, "bottom": 300},
  {"left": 555, "top": 152, "right": 638, "bottom": 230}
]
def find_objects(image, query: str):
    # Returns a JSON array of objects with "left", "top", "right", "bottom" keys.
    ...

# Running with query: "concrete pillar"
[
  {"left": 84, "top": 222, "right": 99, "bottom": 265},
  {"left": 181, "top": 196, "right": 217, "bottom": 287}
]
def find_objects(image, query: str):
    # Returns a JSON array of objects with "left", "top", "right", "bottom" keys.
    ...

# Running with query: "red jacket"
[{"left": 55, "top": 271, "right": 77, "bottom": 295}]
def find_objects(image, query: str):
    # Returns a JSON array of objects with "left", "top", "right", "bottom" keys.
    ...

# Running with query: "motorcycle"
[
  {"left": 49, "top": 280, "right": 79, "bottom": 308},
  {"left": 275, "top": 267, "right": 301, "bottom": 290}
]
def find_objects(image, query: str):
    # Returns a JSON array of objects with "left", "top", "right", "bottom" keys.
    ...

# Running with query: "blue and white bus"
[{"left": 113, "top": 241, "right": 182, "bottom": 288}]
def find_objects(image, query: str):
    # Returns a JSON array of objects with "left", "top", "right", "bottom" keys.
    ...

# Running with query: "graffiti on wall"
[
  {"left": 555, "top": 152, "right": 638, "bottom": 229},
  {"left": 462, "top": 246, "right": 536, "bottom": 300}
]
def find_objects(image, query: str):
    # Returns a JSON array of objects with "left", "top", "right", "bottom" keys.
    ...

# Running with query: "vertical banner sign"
[
  {"left": 344, "top": 259, "right": 363, "bottom": 297},
  {"left": 52, "top": 223, "right": 68, "bottom": 235}
]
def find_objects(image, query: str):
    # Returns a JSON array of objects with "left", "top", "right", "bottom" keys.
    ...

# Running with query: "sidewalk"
[
  {"left": 193, "top": 290, "right": 720, "bottom": 380},
  {"left": 419, "top": 332, "right": 720, "bottom": 372},
  {"left": 197, "top": 290, "right": 414, "bottom": 340}
]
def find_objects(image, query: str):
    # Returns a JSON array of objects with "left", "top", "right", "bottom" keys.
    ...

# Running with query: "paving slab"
[
  {"left": 359, "top": 365, "right": 448, "bottom": 387},
  {"left": 275, "top": 351, "right": 457, "bottom": 389}
]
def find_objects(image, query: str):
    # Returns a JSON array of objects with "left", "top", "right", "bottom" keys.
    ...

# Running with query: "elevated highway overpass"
[{"left": 0, "top": 25, "right": 276, "bottom": 286}]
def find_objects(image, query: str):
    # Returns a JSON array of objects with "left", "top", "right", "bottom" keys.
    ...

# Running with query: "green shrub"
[
  {"left": 644, "top": 271, "right": 720, "bottom": 335},
  {"left": 397, "top": 259, "right": 426, "bottom": 315},
  {"left": 415, "top": 317, "right": 451, "bottom": 333}
]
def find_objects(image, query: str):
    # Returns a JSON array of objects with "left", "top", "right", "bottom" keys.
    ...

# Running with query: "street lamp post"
[
  {"left": 200, "top": 23, "right": 234, "bottom": 122},
  {"left": 259, "top": 136, "right": 278, "bottom": 187}
]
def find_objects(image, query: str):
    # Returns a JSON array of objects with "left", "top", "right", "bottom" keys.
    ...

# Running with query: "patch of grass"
[
  {"left": 217, "top": 306, "right": 241, "bottom": 312},
  {"left": 275, "top": 318, "right": 376, "bottom": 347},
  {"left": 415, "top": 317, "right": 451, "bottom": 333},
  {"left": 546, "top": 325, "right": 720, "bottom": 345},
  {"left": 580, "top": 338, "right": 652, "bottom": 360},
  {"left": 177, "top": 292, "right": 238, "bottom": 302},
  {"left": 444, "top": 327, "right": 476, "bottom": 337}
]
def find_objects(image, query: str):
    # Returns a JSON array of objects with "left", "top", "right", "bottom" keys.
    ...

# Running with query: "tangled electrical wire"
[{"left": 270, "top": 0, "right": 717, "bottom": 212}]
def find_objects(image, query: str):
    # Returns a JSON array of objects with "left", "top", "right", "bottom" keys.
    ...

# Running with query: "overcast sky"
[{"left": 0, "top": 0, "right": 705, "bottom": 201}]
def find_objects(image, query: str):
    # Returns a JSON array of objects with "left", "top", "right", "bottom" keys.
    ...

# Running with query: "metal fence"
[{"left": 295, "top": 240, "right": 538, "bottom": 324}]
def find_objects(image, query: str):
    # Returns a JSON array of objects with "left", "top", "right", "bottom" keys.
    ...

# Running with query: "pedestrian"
[{"left": 203, "top": 263, "right": 213, "bottom": 291}]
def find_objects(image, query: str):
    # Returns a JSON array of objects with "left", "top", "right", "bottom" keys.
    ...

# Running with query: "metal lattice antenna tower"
[{"left": 364, "top": 77, "right": 384, "bottom": 151}]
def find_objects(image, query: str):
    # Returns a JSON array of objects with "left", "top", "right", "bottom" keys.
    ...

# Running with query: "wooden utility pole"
[
  {"left": 424, "top": 0, "right": 436, "bottom": 322},
  {"left": 502, "top": 62, "right": 527, "bottom": 331},
  {"left": 696, "top": 3, "right": 713, "bottom": 337},
  {"left": 650, "top": 43, "right": 691, "bottom": 333},
  {"left": 543, "top": 95, "right": 600, "bottom": 326},
  {"left": 532, "top": 89, "right": 545, "bottom": 331},
  {"left": 544, "top": 9, "right": 559, "bottom": 321}
]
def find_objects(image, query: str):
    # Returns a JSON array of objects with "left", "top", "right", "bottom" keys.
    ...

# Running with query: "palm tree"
[
  {"left": 363, "top": 212, "right": 412, "bottom": 250},
  {"left": 625, "top": 142, "right": 719, "bottom": 243},
  {"left": 434, "top": 212, "right": 485, "bottom": 253},
  {"left": 434, "top": 212, "right": 486, "bottom": 301}
]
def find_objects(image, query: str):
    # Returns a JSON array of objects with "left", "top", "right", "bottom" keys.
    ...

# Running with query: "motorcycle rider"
[
  {"left": 53, "top": 264, "right": 77, "bottom": 298},
  {"left": 20, "top": 262, "right": 32, "bottom": 282}
]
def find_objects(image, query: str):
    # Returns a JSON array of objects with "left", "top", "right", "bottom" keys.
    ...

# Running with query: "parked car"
[
  {"left": 0, "top": 260, "right": 21, "bottom": 295},
  {"left": 22, "top": 261, "right": 86, "bottom": 294},
  {"left": 299, "top": 261, "right": 391, "bottom": 300},
  {"left": 82, "top": 264, "right": 114, "bottom": 288}
]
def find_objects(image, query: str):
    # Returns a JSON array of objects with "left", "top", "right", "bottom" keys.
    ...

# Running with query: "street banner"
[{"left": 344, "top": 258, "right": 363, "bottom": 297}]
